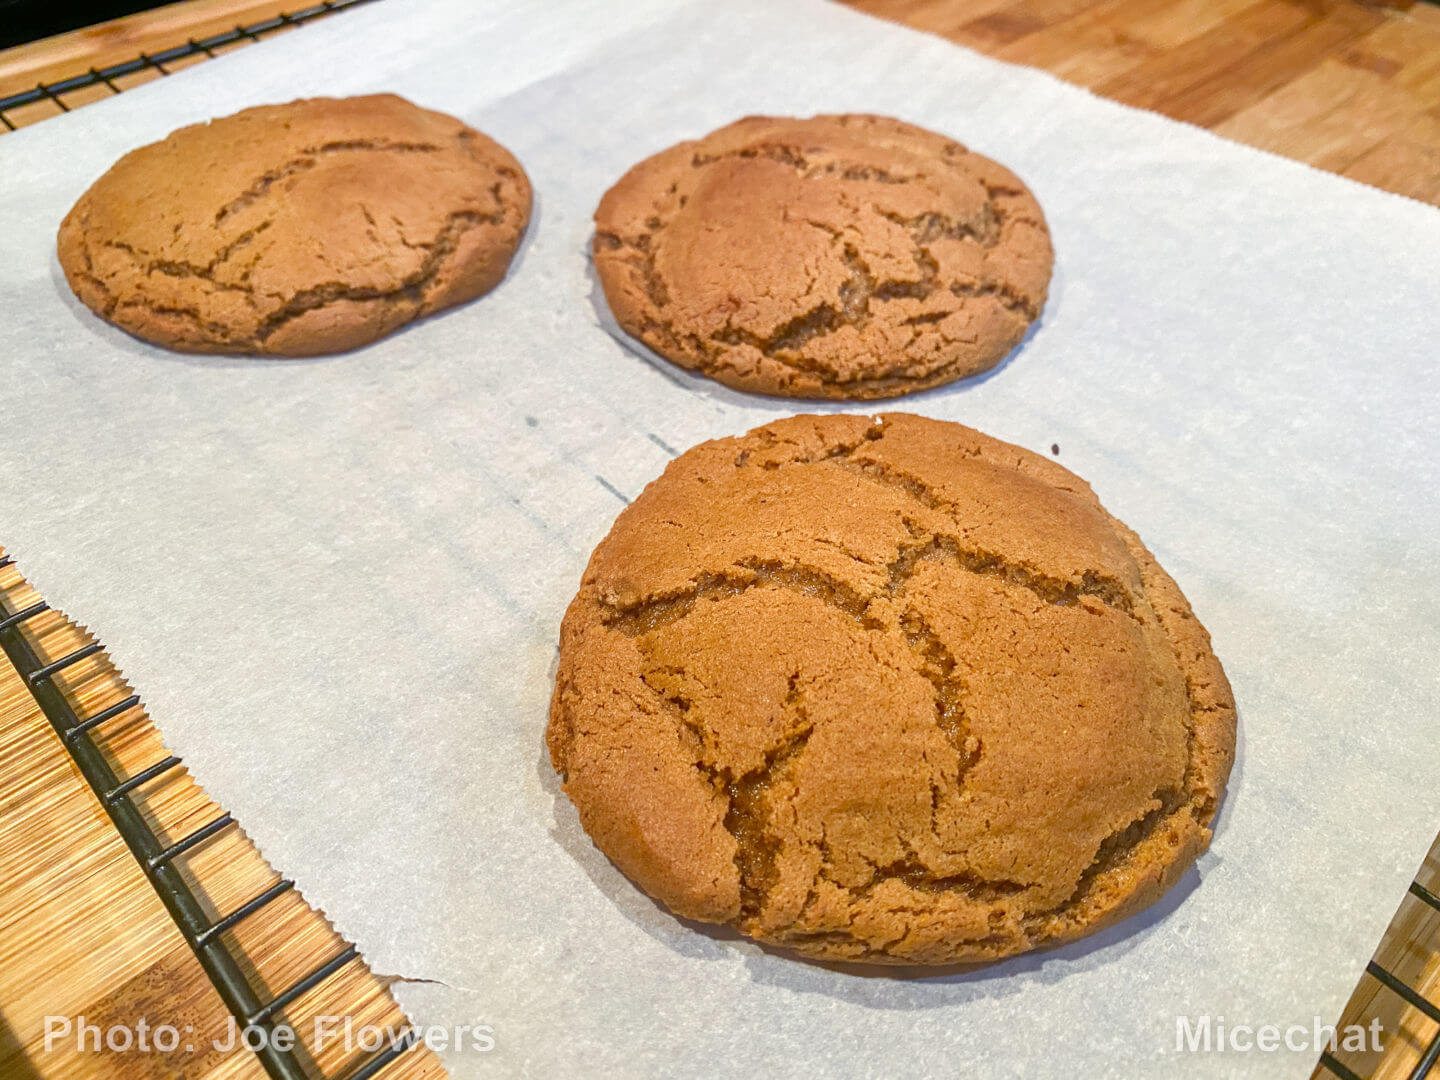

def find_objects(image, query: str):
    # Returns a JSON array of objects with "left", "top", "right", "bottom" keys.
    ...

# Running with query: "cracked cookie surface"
[
  {"left": 593, "top": 114, "right": 1053, "bottom": 400},
  {"left": 548, "top": 413, "right": 1234, "bottom": 965},
  {"left": 58, "top": 94, "right": 531, "bottom": 356}
]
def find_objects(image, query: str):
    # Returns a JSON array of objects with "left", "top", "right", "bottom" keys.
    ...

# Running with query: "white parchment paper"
[{"left": 2, "top": 1, "right": 1438, "bottom": 1076}]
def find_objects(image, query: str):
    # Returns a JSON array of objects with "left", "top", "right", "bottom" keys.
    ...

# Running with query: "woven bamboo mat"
[
  {"left": 1325, "top": 844, "right": 1440, "bottom": 1079},
  {"left": 0, "top": 549, "right": 447, "bottom": 1079}
]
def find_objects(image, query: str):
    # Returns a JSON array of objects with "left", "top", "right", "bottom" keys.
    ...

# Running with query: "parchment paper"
[{"left": 2, "top": 1, "right": 1438, "bottom": 1076}]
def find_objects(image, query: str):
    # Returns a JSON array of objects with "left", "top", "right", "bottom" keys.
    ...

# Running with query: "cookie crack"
[
  {"left": 1009, "top": 552, "right": 1221, "bottom": 935},
  {"left": 834, "top": 444, "right": 1138, "bottom": 616},
  {"left": 1024, "top": 785, "right": 1184, "bottom": 928},
  {"left": 785, "top": 846, "right": 1029, "bottom": 955},
  {"left": 697, "top": 254, "right": 1027, "bottom": 387},
  {"left": 731, "top": 420, "right": 883, "bottom": 469},
  {"left": 600, "top": 501, "right": 1136, "bottom": 803},
  {"left": 636, "top": 667, "right": 720, "bottom": 782},
  {"left": 252, "top": 206, "right": 503, "bottom": 342},
  {"left": 883, "top": 514, "right": 1138, "bottom": 619},
  {"left": 858, "top": 854, "right": 1028, "bottom": 903},
  {"left": 691, "top": 143, "right": 937, "bottom": 187},
  {"left": 949, "top": 279, "right": 1038, "bottom": 320},
  {"left": 707, "top": 244, "right": 954, "bottom": 377},
  {"left": 600, "top": 560, "right": 882, "bottom": 637},
  {"left": 723, "top": 681, "right": 814, "bottom": 922},
  {"left": 215, "top": 139, "right": 444, "bottom": 224},
  {"left": 70, "top": 245, "right": 119, "bottom": 315},
  {"left": 99, "top": 222, "right": 273, "bottom": 298},
  {"left": 709, "top": 241, "right": 876, "bottom": 361},
  {"left": 636, "top": 656, "right": 817, "bottom": 925},
  {"left": 643, "top": 437, "right": 1140, "bottom": 621},
  {"left": 865, "top": 208, "right": 1038, "bottom": 324},
  {"left": 87, "top": 205, "right": 504, "bottom": 344},
  {"left": 877, "top": 205, "right": 1000, "bottom": 249},
  {"left": 790, "top": 441, "right": 1140, "bottom": 619},
  {"left": 893, "top": 599, "right": 973, "bottom": 761},
  {"left": 603, "top": 555, "right": 977, "bottom": 762},
  {"left": 606, "top": 554, "right": 981, "bottom": 925},
  {"left": 111, "top": 299, "right": 241, "bottom": 341}
]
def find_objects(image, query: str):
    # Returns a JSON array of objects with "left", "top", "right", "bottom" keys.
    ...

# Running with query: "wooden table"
[
  {"left": 0, "top": 2, "right": 1437, "bottom": 1079},
  {"left": 848, "top": 0, "right": 1440, "bottom": 205}
]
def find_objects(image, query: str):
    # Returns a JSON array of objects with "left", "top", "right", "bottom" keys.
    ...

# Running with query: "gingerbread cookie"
[
  {"left": 548, "top": 413, "right": 1234, "bottom": 964},
  {"left": 593, "top": 115, "right": 1052, "bottom": 399},
  {"left": 59, "top": 94, "right": 531, "bottom": 356}
]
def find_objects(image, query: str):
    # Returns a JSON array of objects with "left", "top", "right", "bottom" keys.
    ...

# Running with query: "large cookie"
[
  {"left": 58, "top": 94, "right": 531, "bottom": 356},
  {"left": 593, "top": 114, "right": 1053, "bottom": 399},
  {"left": 548, "top": 413, "right": 1235, "bottom": 965}
]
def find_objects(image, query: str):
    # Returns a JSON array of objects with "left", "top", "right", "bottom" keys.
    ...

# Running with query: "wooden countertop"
[{"left": 848, "top": 0, "right": 1440, "bottom": 205}]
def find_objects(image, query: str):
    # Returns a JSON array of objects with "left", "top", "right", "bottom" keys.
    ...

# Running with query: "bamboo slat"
[
  {"left": 0, "top": 0, "right": 319, "bottom": 98},
  {"left": 0, "top": 550, "right": 447, "bottom": 1080}
]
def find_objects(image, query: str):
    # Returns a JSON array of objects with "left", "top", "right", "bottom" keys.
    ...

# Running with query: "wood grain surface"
[
  {"left": 1335, "top": 839, "right": 1440, "bottom": 1079},
  {"left": 844, "top": 0, "right": 1440, "bottom": 205}
]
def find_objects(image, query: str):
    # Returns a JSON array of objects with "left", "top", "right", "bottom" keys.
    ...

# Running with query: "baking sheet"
[{"left": 2, "top": 0, "right": 1438, "bottom": 1076}]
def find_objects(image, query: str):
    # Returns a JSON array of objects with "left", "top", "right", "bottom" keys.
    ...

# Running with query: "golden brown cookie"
[
  {"left": 593, "top": 114, "right": 1053, "bottom": 400},
  {"left": 548, "top": 413, "right": 1234, "bottom": 965},
  {"left": 58, "top": 94, "right": 531, "bottom": 356}
]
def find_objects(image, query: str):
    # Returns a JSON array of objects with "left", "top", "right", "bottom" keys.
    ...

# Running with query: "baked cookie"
[
  {"left": 593, "top": 114, "right": 1052, "bottom": 399},
  {"left": 58, "top": 94, "right": 531, "bottom": 356},
  {"left": 549, "top": 413, "right": 1234, "bottom": 965}
]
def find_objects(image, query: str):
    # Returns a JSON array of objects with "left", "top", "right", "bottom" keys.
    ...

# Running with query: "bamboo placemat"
[
  {"left": 1323, "top": 842, "right": 1440, "bottom": 1080},
  {"left": 0, "top": 0, "right": 374, "bottom": 130},
  {"left": 0, "top": 548, "right": 447, "bottom": 1080},
  {"left": 0, "top": 2, "right": 1437, "bottom": 1077}
]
